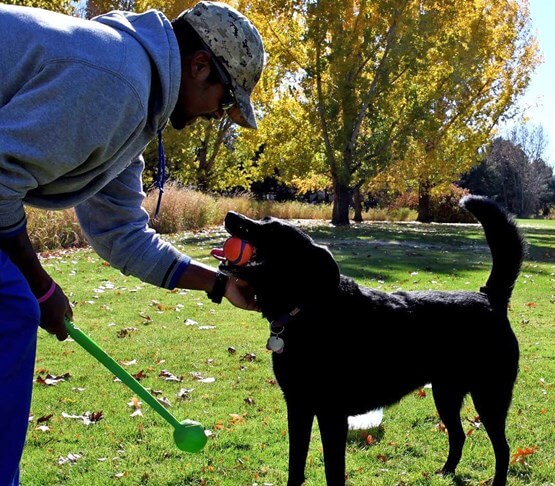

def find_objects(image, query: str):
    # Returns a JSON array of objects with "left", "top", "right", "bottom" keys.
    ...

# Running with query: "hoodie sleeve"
[
  {"left": 74, "top": 156, "right": 191, "bottom": 289},
  {"left": 0, "top": 60, "right": 145, "bottom": 237}
]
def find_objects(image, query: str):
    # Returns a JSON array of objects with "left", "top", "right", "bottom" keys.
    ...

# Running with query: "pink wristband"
[{"left": 37, "top": 280, "right": 57, "bottom": 304}]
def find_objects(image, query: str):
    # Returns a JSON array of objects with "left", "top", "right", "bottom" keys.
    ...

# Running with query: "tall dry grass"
[
  {"left": 26, "top": 184, "right": 415, "bottom": 250},
  {"left": 144, "top": 183, "right": 334, "bottom": 233},
  {"left": 26, "top": 207, "right": 86, "bottom": 252}
]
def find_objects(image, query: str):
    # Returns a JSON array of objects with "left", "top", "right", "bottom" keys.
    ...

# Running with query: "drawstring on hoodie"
[{"left": 154, "top": 129, "right": 166, "bottom": 219}]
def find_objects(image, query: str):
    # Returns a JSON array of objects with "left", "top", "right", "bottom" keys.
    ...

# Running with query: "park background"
[
  {"left": 3, "top": 0, "right": 554, "bottom": 484},
  {"left": 7, "top": 0, "right": 555, "bottom": 233}
]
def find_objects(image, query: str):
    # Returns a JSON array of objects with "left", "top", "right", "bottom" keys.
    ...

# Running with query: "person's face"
[{"left": 170, "top": 51, "right": 229, "bottom": 130}]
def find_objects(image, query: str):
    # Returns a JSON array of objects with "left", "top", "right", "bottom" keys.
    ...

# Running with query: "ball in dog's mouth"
[{"left": 210, "top": 242, "right": 258, "bottom": 268}]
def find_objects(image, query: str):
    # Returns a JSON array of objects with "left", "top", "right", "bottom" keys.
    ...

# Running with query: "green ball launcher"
[{"left": 64, "top": 318, "right": 207, "bottom": 453}]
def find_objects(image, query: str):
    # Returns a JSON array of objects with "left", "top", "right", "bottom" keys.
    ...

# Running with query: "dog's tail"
[{"left": 461, "top": 195, "right": 525, "bottom": 310}]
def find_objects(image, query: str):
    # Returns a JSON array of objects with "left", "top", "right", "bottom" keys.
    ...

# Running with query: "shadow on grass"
[{"left": 174, "top": 220, "right": 554, "bottom": 282}]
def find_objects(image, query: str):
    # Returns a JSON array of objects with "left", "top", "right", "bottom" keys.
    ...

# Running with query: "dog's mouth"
[
  {"left": 209, "top": 212, "right": 264, "bottom": 272},
  {"left": 209, "top": 245, "right": 261, "bottom": 269}
]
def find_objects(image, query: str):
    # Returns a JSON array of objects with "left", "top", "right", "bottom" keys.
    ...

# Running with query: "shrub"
[
  {"left": 428, "top": 185, "right": 475, "bottom": 223},
  {"left": 389, "top": 186, "right": 475, "bottom": 223}
]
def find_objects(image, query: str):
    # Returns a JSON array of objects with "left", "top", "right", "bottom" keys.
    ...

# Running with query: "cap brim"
[{"left": 228, "top": 85, "right": 257, "bottom": 129}]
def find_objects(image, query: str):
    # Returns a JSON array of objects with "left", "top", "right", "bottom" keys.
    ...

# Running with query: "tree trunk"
[
  {"left": 196, "top": 138, "right": 209, "bottom": 191},
  {"left": 417, "top": 181, "right": 432, "bottom": 223},
  {"left": 332, "top": 181, "right": 351, "bottom": 225},
  {"left": 353, "top": 187, "right": 363, "bottom": 222}
]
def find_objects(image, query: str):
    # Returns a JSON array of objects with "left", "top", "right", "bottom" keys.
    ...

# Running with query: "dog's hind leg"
[
  {"left": 317, "top": 412, "right": 348, "bottom": 486},
  {"left": 432, "top": 383, "right": 467, "bottom": 477},
  {"left": 286, "top": 401, "right": 314, "bottom": 486},
  {"left": 471, "top": 386, "right": 512, "bottom": 486}
]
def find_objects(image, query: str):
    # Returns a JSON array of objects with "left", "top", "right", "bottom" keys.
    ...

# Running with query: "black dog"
[{"left": 220, "top": 196, "right": 523, "bottom": 486}]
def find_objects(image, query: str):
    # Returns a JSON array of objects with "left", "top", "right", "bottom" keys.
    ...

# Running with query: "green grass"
[{"left": 22, "top": 220, "right": 554, "bottom": 485}]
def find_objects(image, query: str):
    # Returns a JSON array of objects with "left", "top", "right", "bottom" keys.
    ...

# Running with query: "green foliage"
[
  {"left": 252, "top": 0, "right": 540, "bottom": 224},
  {"left": 22, "top": 219, "right": 555, "bottom": 484},
  {"left": 3, "top": 0, "right": 73, "bottom": 14}
]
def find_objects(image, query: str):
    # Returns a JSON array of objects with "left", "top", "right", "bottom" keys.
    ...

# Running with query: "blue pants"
[{"left": 0, "top": 250, "right": 40, "bottom": 486}]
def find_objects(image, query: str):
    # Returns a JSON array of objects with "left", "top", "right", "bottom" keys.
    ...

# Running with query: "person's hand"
[
  {"left": 39, "top": 282, "right": 72, "bottom": 341},
  {"left": 224, "top": 277, "right": 259, "bottom": 311}
]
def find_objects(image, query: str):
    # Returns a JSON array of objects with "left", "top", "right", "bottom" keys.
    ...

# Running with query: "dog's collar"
[{"left": 266, "top": 307, "right": 301, "bottom": 354}]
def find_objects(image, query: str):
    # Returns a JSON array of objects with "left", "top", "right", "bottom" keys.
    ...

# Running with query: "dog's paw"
[{"left": 436, "top": 466, "right": 456, "bottom": 477}]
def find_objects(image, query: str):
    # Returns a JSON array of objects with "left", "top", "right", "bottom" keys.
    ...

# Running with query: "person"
[{"left": 0, "top": 1, "right": 265, "bottom": 483}]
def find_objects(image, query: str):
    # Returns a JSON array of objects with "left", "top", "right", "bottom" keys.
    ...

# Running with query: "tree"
[
  {"left": 461, "top": 127, "right": 554, "bottom": 217},
  {"left": 85, "top": 0, "right": 134, "bottom": 18},
  {"left": 245, "top": 0, "right": 539, "bottom": 224},
  {"left": 367, "top": 0, "right": 539, "bottom": 222},
  {"left": 3, "top": 0, "right": 73, "bottom": 14}
]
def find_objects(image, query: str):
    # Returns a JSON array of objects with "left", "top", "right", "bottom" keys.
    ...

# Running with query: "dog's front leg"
[
  {"left": 286, "top": 400, "right": 314, "bottom": 486},
  {"left": 317, "top": 412, "right": 348, "bottom": 486}
]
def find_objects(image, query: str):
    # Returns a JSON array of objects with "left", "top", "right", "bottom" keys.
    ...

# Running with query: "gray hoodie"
[{"left": 0, "top": 4, "right": 191, "bottom": 288}]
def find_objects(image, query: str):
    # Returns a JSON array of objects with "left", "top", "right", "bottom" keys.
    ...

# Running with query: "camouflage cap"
[{"left": 180, "top": 1, "right": 265, "bottom": 129}]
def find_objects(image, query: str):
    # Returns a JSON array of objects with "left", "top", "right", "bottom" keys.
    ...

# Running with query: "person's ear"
[{"left": 189, "top": 51, "right": 212, "bottom": 81}]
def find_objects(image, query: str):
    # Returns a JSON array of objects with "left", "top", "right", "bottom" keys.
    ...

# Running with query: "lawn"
[{"left": 21, "top": 219, "right": 554, "bottom": 485}]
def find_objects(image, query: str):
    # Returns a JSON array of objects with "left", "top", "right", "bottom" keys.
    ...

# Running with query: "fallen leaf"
[
  {"left": 61, "top": 411, "right": 103, "bottom": 425},
  {"left": 36, "top": 425, "right": 51, "bottom": 432},
  {"left": 240, "top": 353, "right": 257, "bottom": 362},
  {"left": 511, "top": 446, "right": 538, "bottom": 464},
  {"left": 58, "top": 452, "right": 83, "bottom": 465},
  {"left": 36, "top": 373, "right": 70, "bottom": 386},
  {"left": 415, "top": 389, "right": 426, "bottom": 398},
  {"left": 229, "top": 413, "right": 245, "bottom": 425},
  {"left": 156, "top": 397, "right": 172, "bottom": 408},
  {"left": 117, "top": 327, "right": 138, "bottom": 338},
  {"left": 128, "top": 397, "right": 142, "bottom": 410},
  {"left": 120, "top": 359, "right": 137, "bottom": 366},
  {"left": 159, "top": 370, "right": 182, "bottom": 382},
  {"left": 132, "top": 370, "right": 147, "bottom": 381},
  {"left": 177, "top": 388, "right": 194, "bottom": 400},
  {"left": 37, "top": 414, "right": 53, "bottom": 424},
  {"left": 191, "top": 372, "right": 216, "bottom": 383},
  {"left": 466, "top": 416, "right": 482, "bottom": 429}
]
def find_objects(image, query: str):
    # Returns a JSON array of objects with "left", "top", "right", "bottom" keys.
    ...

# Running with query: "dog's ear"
[{"left": 305, "top": 244, "right": 340, "bottom": 296}]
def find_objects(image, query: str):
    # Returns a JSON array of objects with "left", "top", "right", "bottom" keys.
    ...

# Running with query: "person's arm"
[
  {"left": 0, "top": 228, "right": 71, "bottom": 340},
  {"left": 175, "top": 260, "right": 258, "bottom": 310},
  {"left": 75, "top": 158, "right": 258, "bottom": 310}
]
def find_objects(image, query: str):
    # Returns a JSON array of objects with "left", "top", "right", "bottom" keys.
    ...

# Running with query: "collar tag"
[{"left": 266, "top": 335, "right": 285, "bottom": 353}]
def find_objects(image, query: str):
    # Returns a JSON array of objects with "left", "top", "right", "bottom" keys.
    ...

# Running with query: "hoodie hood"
[{"left": 94, "top": 10, "right": 181, "bottom": 130}]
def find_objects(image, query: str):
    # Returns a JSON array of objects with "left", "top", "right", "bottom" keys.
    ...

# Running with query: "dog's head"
[{"left": 220, "top": 211, "right": 340, "bottom": 318}]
